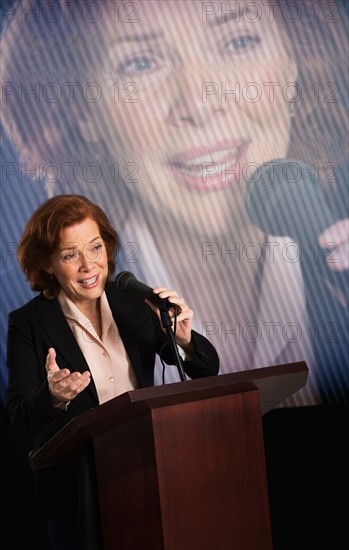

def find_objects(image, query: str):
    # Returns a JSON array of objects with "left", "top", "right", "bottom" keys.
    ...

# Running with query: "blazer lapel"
[{"left": 105, "top": 285, "right": 143, "bottom": 381}]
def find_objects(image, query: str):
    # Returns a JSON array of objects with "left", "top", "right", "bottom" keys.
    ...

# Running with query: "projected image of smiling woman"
[
  {"left": 1, "top": 0, "right": 348, "bottom": 405},
  {"left": 97, "top": 1, "right": 296, "bottom": 231}
]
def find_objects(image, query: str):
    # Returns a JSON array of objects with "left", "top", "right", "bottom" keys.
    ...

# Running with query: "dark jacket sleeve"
[
  {"left": 158, "top": 326, "right": 220, "bottom": 379},
  {"left": 5, "top": 305, "right": 71, "bottom": 440}
]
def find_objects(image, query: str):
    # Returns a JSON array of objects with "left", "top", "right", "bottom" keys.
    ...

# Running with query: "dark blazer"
[{"left": 6, "top": 282, "right": 219, "bottom": 448}]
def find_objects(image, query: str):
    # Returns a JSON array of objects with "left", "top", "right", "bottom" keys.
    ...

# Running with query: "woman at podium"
[{"left": 5, "top": 194, "right": 219, "bottom": 550}]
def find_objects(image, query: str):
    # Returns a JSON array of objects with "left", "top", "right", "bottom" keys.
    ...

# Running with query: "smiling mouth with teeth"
[
  {"left": 173, "top": 148, "right": 239, "bottom": 175},
  {"left": 80, "top": 275, "right": 98, "bottom": 285},
  {"left": 168, "top": 143, "right": 249, "bottom": 191}
]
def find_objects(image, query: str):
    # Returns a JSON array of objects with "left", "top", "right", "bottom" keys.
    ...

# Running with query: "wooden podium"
[{"left": 30, "top": 361, "right": 308, "bottom": 550}]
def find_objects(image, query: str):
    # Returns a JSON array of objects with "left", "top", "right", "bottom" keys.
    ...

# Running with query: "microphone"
[
  {"left": 115, "top": 271, "right": 186, "bottom": 381},
  {"left": 115, "top": 271, "right": 173, "bottom": 311},
  {"left": 245, "top": 158, "right": 338, "bottom": 248},
  {"left": 245, "top": 158, "right": 348, "bottom": 300}
]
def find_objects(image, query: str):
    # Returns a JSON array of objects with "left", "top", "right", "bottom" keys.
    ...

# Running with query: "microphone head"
[
  {"left": 115, "top": 271, "right": 136, "bottom": 292},
  {"left": 245, "top": 158, "right": 336, "bottom": 242},
  {"left": 114, "top": 270, "right": 173, "bottom": 310}
]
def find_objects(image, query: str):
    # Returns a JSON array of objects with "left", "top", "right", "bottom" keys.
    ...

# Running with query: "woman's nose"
[
  {"left": 78, "top": 251, "right": 95, "bottom": 270},
  {"left": 167, "top": 65, "right": 226, "bottom": 128}
]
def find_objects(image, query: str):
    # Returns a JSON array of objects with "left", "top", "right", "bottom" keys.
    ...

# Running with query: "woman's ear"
[
  {"left": 74, "top": 115, "right": 103, "bottom": 142},
  {"left": 71, "top": 104, "right": 104, "bottom": 143}
]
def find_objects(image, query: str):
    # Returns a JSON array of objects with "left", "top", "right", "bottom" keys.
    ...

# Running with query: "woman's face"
[
  {"left": 89, "top": 0, "right": 297, "bottom": 232},
  {"left": 46, "top": 218, "right": 109, "bottom": 308}
]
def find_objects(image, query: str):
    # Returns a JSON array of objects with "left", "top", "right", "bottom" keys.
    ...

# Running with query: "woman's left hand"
[
  {"left": 318, "top": 218, "right": 349, "bottom": 272},
  {"left": 145, "top": 287, "right": 194, "bottom": 353},
  {"left": 318, "top": 218, "right": 348, "bottom": 307}
]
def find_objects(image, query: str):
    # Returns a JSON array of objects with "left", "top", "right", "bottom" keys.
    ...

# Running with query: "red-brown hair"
[{"left": 17, "top": 194, "right": 119, "bottom": 298}]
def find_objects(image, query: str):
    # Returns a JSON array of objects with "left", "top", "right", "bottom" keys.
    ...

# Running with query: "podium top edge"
[{"left": 29, "top": 361, "right": 308, "bottom": 468}]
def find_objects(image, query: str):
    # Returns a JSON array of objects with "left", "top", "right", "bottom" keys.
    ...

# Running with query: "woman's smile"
[{"left": 167, "top": 139, "right": 251, "bottom": 191}]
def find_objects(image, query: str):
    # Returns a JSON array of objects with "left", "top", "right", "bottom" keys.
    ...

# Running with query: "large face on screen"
[{"left": 79, "top": 0, "right": 296, "bottom": 232}]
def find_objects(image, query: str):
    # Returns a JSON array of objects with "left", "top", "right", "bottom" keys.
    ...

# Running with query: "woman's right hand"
[{"left": 45, "top": 347, "right": 91, "bottom": 407}]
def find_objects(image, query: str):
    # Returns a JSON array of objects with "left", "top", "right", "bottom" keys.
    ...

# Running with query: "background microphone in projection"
[{"left": 245, "top": 158, "right": 348, "bottom": 303}]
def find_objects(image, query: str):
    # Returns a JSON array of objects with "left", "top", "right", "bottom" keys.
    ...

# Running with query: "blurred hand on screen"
[{"left": 318, "top": 218, "right": 349, "bottom": 272}]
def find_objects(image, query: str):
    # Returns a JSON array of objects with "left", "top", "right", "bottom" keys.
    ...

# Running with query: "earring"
[{"left": 289, "top": 100, "right": 296, "bottom": 119}]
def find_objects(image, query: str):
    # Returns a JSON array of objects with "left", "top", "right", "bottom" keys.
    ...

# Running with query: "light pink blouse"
[{"left": 58, "top": 291, "right": 138, "bottom": 404}]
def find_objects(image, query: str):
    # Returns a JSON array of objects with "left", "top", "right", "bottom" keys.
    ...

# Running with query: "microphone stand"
[{"left": 159, "top": 306, "right": 186, "bottom": 382}]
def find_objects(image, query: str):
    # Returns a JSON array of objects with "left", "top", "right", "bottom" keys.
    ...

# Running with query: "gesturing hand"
[{"left": 45, "top": 347, "right": 91, "bottom": 407}]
